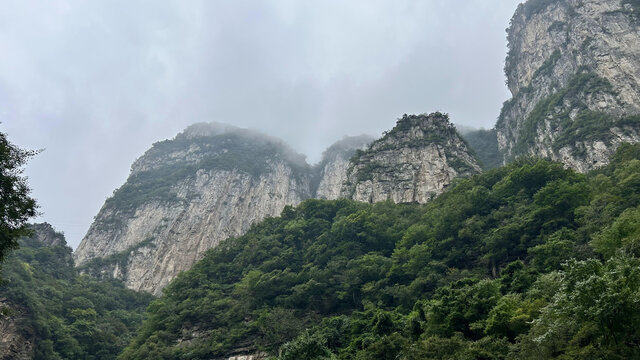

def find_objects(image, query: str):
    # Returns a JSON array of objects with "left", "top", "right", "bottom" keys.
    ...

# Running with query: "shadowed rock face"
[
  {"left": 341, "top": 113, "right": 482, "bottom": 204},
  {"left": 74, "top": 124, "right": 313, "bottom": 295},
  {"left": 0, "top": 300, "right": 34, "bottom": 360},
  {"left": 496, "top": 0, "right": 640, "bottom": 171}
]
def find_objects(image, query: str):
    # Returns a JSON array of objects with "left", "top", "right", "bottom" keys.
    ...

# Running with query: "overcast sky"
[{"left": 1, "top": 0, "right": 521, "bottom": 249}]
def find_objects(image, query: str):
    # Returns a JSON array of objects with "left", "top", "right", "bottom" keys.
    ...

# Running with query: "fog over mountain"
[{"left": 0, "top": 0, "right": 520, "bottom": 248}]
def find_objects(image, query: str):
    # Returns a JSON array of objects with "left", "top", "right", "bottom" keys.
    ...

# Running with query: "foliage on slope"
[
  {"left": 121, "top": 143, "right": 640, "bottom": 360},
  {"left": 0, "top": 227, "right": 154, "bottom": 360}
]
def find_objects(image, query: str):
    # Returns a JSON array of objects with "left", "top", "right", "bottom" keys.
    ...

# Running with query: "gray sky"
[{"left": 1, "top": 0, "right": 521, "bottom": 249}]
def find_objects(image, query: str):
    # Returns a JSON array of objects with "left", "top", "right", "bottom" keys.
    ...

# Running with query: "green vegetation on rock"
[
  {"left": 98, "top": 131, "right": 310, "bottom": 221},
  {"left": 512, "top": 71, "right": 640, "bottom": 158},
  {"left": 461, "top": 128, "right": 502, "bottom": 170}
]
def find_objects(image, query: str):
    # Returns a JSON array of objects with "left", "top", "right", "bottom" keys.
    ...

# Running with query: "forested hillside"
[
  {"left": 0, "top": 225, "right": 153, "bottom": 359},
  {"left": 121, "top": 144, "right": 640, "bottom": 360}
]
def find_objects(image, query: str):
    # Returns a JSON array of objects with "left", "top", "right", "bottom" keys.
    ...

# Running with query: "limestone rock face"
[
  {"left": 314, "top": 135, "right": 373, "bottom": 200},
  {"left": 74, "top": 124, "right": 312, "bottom": 295},
  {"left": 496, "top": 0, "right": 640, "bottom": 171},
  {"left": 75, "top": 117, "right": 482, "bottom": 294},
  {"left": 28, "top": 223, "right": 67, "bottom": 247},
  {"left": 341, "top": 113, "right": 482, "bottom": 204}
]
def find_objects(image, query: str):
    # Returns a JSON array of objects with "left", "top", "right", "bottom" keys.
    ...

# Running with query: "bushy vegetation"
[
  {"left": 121, "top": 144, "right": 640, "bottom": 359},
  {"left": 0, "top": 228, "right": 153, "bottom": 359},
  {"left": 461, "top": 128, "right": 502, "bottom": 169}
]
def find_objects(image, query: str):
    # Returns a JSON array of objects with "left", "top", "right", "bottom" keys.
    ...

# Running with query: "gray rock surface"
[
  {"left": 341, "top": 113, "right": 482, "bottom": 204},
  {"left": 314, "top": 135, "right": 373, "bottom": 200},
  {"left": 496, "top": 0, "right": 640, "bottom": 171},
  {"left": 0, "top": 300, "right": 34, "bottom": 360},
  {"left": 75, "top": 117, "right": 480, "bottom": 295},
  {"left": 74, "top": 124, "right": 312, "bottom": 295}
]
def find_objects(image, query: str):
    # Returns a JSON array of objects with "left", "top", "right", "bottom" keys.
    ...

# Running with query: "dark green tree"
[{"left": 0, "top": 130, "right": 37, "bottom": 266}]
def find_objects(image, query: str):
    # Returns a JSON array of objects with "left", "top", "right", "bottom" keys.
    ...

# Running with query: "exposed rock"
[
  {"left": 341, "top": 113, "right": 482, "bottom": 204},
  {"left": 496, "top": 0, "right": 640, "bottom": 171},
  {"left": 0, "top": 300, "right": 34, "bottom": 360},
  {"left": 28, "top": 223, "right": 66, "bottom": 247},
  {"left": 75, "top": 117, "right": 482, "bottom": 294},
  {"left": 74, "top": 124, "right": 313, "bottom": 295},
  {"left": 227, "top": 352, "right": 268, "bottom": 360},
  {"left": 314, "top": 135, "right": 373, "bottom": 200}
]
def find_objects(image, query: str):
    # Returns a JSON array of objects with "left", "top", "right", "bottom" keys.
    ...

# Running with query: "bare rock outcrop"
[
  {"left": 74, "top": 124, "right": 312, "bottom": 295},
  {"left": 314, "top": 135, "right": 373, "bottom": 200},
  {"left": 496, "top": 0, "right": 640, "bottom": 171},
  {"left": 341, "top": 113, "right": 482, "bottom": 204}
]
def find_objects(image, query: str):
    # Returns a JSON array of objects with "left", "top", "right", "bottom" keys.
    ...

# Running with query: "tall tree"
[{"left": 0, "top": 130, "right": 37, "bottom": 265}]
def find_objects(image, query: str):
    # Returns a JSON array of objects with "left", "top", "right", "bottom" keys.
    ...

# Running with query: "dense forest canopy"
[
  {"left": 120, "top": 144, "right": 640, "bottom": 360},
  {"left": 0, "top": 226, "right": 154, "bottom": 359}
]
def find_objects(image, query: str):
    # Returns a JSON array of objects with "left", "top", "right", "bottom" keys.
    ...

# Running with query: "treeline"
[{"left": 120, "top": 144, "right": 640, "bottom": 359}]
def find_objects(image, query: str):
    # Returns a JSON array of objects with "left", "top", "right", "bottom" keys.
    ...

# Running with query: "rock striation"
[
  {"left": 74, "top": 124, "right": 313, "bottom": 295},
  {"left": 75, "top": 115, "right": 480, "bottom": 294},
  {"left": 341, "top": 113, "right": 482, "bottom": 204},
  {"left": 314, "top": 135, "right": 374, "bottom": 200},
  {"left": 496, "top": 0, "right": 640, "bottom": 171}
]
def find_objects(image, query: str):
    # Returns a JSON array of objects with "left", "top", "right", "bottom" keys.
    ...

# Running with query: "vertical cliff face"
[
  {"left": 74, "top": 124, "right": 312, "bottom": 295},
  {"left": 314, "top": 135, "right": 373, "bottom": 200},
  {"left": 341, "top": 113, "right": 482, "bottom": 204},
  {"left": 496, "top": 0, "right": 640, "bottom": 171}
]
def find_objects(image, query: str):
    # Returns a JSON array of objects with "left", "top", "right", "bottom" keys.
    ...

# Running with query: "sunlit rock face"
[
  {"left": 74, "top": 124, "right": 313, "bottom": 295},
  {"left": 496, "top": 0, "right": 640, "bottom": 171},
  {"left": 341, "top": 112, "right": 482, "bottom": 204}
]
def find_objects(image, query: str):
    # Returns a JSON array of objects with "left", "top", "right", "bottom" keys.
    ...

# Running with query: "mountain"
[
  {"left": 74, "top": 123, "right": 313, "bottom": 295},
  {"left": 120, "top": 144, "right": 640, "bottom": 360},
  {"left": 0, "top": 223, "right": 152, "bottom": 360},
  {"left": 314, "top": 135, "right": 374, "bottom": 200},
  {"left": 341, "top": 113, "right": 482, "bottom": 203},
  {"left": 75, "top": 115, "right": 479, "bottom": 295},
  {"left": 496, "top": 0, "right": 640, "bottom": 171}
]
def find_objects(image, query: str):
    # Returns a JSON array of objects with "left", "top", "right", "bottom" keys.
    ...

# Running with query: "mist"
[{"left": 0, "top": 0, "right": 521, "bottom": 248}]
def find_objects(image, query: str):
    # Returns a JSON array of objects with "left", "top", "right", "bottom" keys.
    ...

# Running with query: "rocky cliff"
[
  {"left": 314, "top": 135, "right": 373, "bottom": 200},
  {"left": 496, "top": 0, "right": 640, "bottom": 171},
  {"left": 74, "top": 124, "right": 313, "bottom": 295},
  {"left": 75, "top": 116, "right": 481, "bottom": 294},
  {"left": 341, "top": 113, "right": 482, "bottom": 204},
  {"left": 0, "top": 300, "right": 33, "bottom": 360}
]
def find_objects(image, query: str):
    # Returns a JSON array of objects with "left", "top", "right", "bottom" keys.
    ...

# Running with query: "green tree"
[{"left": 0, "top": 130, "right": 38, "bottom": 265}]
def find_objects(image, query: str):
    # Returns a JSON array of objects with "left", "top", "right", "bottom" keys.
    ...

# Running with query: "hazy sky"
[{"left": 1, "top": 0, "right": 521, "bottom": 249}]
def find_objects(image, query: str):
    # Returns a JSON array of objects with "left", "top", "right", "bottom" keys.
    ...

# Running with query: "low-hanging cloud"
[{"left": 0, "top": 0, "right": 521, "bottom": 248}]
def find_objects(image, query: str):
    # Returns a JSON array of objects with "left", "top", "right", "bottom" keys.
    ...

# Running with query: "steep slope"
[
  {"left": 0, "top": 223, "right": 152, "bottom": 359},
  {"left": 313, "top": 135, "right": 373, "bottom": 200},
  {"left": 496, "top": 0, "right": 640, "bottom": 171},
  {"left": 341, "top": 112, "right": 482, "bottom": 203},
  {"left": 74, "top": 123, "right": 313, "bottom": 295},
  {"left": 121, "top": 144, "right": 640, "bottom": 360}
]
